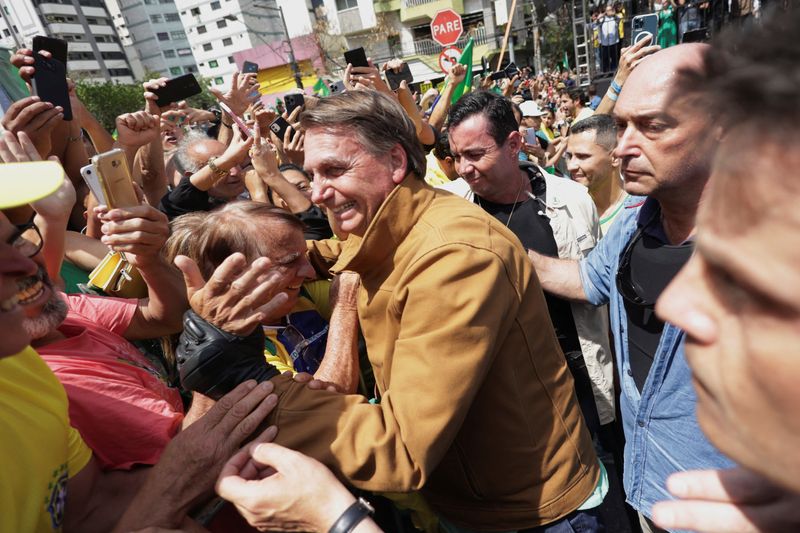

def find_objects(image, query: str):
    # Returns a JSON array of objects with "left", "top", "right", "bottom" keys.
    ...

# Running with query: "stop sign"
[{"left": 430, "top": 9, "right": 463, "bottom": 47}]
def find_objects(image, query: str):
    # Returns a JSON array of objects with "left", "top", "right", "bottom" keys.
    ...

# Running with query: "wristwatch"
[
  {"left": 328, "top": 498, "right": 374, "bottom": 533},
  {"left": 207, "top": 156, "right": 228, "bottom": 179}
]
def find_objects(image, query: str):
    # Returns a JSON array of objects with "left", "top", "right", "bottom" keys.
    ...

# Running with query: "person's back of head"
[
  {"left": 174, "top": 129, "right": 215, "bottom": 175},
  {"left": 300, "top": 90, "right": 425, "bottom": 178},
  {"left": 447, "top": 90, "right": 518, "bottom": 147}
]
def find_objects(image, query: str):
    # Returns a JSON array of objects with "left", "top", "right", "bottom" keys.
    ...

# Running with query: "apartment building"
[
  {"left": 175, "top": 0, "right": 288, "bottom": 89},
  {"left": 114, "top": 0, "right": 198, "bottom": 79}
]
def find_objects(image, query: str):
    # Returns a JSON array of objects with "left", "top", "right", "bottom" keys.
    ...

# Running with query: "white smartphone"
[{"left": 80, "top": 162, "right": 107, "bottom": 205}]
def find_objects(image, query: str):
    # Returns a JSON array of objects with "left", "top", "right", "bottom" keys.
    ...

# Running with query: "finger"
[
  {"left": 251, "top": 292, "right": 290, "bottom": 324},
  {"left": 292, "top": 372, "right": 314, "bottom": 383},
  {"left": 250, "top": 442, "right": 305, "bottom": 471},
  {"left": 0, "top": 136, "right": 16, "bottom": 163},
  {"left": 19, "top": 132, "right": 47, "bottom": 160},
  {"left": 203, "top": 379, "right": 261, "bottom": 427},
  {"left": 219, "top": 384, "right": 277, "bottom": 439},
  {"left": 243, "top": 268, "right": 291, "bottom": 308},
  {"left": 667, "top": 469, "right": 782, "bottom": 504},
  {"left": 652, "top": 500, "right": 760, "bottom": 532},
  {"left": 204, "top": 253, "right": 249, "bottom": 296},
  {"left": 173, "top": 255, "right": 207, "bottom": 296}
]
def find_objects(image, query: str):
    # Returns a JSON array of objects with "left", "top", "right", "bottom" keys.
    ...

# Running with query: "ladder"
[{"left": 571, "top": 0, "right": 592, "bottom": 87}]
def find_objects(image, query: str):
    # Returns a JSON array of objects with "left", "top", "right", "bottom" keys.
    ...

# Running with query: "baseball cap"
[
  {"left": 0, "top": 161, "right": 64, "bottom": 210},
  {"left": 519, "top": 100, "right": 548, "bottom": 117}
]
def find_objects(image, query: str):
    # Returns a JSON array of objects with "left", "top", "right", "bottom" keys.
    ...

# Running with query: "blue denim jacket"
[{"left": 578, "top": 196, "right": 734, "bottom": 520}]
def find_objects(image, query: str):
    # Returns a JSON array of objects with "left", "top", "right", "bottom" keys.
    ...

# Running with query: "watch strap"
[
  {"left": 328, "top": 498, "right": 374, "bottom": 533},
  {"left": 207, "top": 156, "right": 227, "bottom": 179}
]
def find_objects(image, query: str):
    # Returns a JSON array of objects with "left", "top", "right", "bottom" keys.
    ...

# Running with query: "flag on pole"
[
  {"left": 450, "top": 37, "right": 474, "bottom": 104},
  {"left": 563, "top": 51, "right": 570, "bottom": 71},
  {"left": 313, "top": 77, "right": 330, "bottom": 97}
]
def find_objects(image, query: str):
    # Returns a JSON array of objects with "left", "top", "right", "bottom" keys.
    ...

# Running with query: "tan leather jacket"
[{"left": 267, "top": 176, "right": 598, "bottom": 530}]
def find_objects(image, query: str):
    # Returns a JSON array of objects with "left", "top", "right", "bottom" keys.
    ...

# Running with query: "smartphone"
[
  {"left": 269, "top": 116, "right": 293, "bottom": 142},
  {"left": 33, "top": 35, "right": 68, "bottom": 65},
  {"left": 242, "top": 60, "right": 259, "bottom": 74},
  {"left": 344, "top": 47, "right": 369, "bottom": 68},
  {"left": 385, "top": 63, "right": 414, "bottom": 91},
  {"left": 92, "top": 149, "right": 139, "bottom": 209},
  {"left": 31, "top": 54, "right": 72, "bottom": 121},
  {"left": 329, "top": 80, "right": 345, "bottom": 94},
  {"left": 151, "top": 73, "right": 202, "bottom": 107},
  {"left": 80, "top": 162, "right": 107, "bottom": 205},
  {"left": 284, "top": 93, "right": 305, "bottom": 116},
  {"left": 632, "top": 14, "right": 658, "bottom": 45},
  {"left": 490, "top": 70, "right": 509, "bottom": 81},
  {"left": 218, "top": 101, "right": 253, "bottom": 137}
]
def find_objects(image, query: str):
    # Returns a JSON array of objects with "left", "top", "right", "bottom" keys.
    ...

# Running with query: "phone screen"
[
  {"left": 344, "top": 47, "right": 369, "bottom": 68},
  {"left": 31, "top": 55, "right": 72, "bottom": 121}
]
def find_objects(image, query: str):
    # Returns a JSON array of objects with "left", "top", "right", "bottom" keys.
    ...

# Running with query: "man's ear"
[
  {"left": 506, "top": 130, "right": 523, "bottom": 156},
  {"left": 611, "top": 154, "right": 621, "bottom": 168},
  {"left": 388, "top": 143, "right": 408, "bottom": 185}
]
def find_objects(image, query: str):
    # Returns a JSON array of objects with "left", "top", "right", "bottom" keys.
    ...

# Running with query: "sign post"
[{"left": 430, "top": 9, "right": 463, "bottom": 47}]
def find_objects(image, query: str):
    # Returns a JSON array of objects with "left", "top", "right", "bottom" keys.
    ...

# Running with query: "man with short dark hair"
[
  {"left": 560, "top": 90, "right": 594, "bottom": 125},
  {"left": 566, "top": 115, "right": 628, "bottom": 235},
  {"left": 179, "top": 89, "right": 602, "bottom": 532}
]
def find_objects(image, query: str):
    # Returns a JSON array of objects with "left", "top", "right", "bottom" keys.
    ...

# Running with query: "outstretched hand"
[{"left": 174, "top": 253, "right": 293, "bottom": 336}]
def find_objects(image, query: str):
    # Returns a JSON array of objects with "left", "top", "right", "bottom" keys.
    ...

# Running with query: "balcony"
[
  {"left": 400, "top": 0, "right": 463, "bottom": 23},
  {"left": 48, "top": 23, "right": 84, "bottom": 34},
  {"left": 374, "top": 0, "right": 401, "bottom": 13},
  {"left": 37, "top": 4, "right": 78, "bottom": 16}
]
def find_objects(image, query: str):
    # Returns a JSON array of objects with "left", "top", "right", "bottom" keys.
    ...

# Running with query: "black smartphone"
[
  {"left": 242, "top": 60, "right": 259, "bottom": 74},
  {"left": 31, "top": 54, "right": 72, "bottom": 121},
  {"left": 632, "top": 14, "right": 658, "bottom": 46},
  {"left": 344, "top": 47, "right": 369, "bottom": 68},
  {"left": 152, "top": 73, "right": 202, "bottom": 107},
  {"left": 284, "top": 93, "right": 305, "bottom": 116},
  {"left": 505, "top": 62, "right": 520, "bottom": 77},
  {"left": 490, "top": 70, "right": 509, "bottom": 81},
  {"left": 33, "top": 36, "right": 68, "bottom": 65},
  {"left": 269, "top": 116, "right": 293, "bottom": 141},
  {"left": 385, "top": 63, "right": 414, "bottom": 91}
]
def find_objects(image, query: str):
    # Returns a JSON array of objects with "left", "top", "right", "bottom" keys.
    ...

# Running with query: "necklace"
[{"left": 477, "top": 175, "right": 529, "bottom": 228}]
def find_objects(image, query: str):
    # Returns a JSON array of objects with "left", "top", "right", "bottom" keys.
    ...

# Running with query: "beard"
[{"left": 22, "top": 287, "right": 68, "bottom": 341}]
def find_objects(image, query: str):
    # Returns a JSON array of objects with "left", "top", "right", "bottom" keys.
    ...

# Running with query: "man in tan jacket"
[{"left": 179, "top": 90, "right": 602, "bottom": 532}]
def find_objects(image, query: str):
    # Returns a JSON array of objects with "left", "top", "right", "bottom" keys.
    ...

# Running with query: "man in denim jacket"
[{"left": 529, "top": 44, "right": 734, "bottom": 532}]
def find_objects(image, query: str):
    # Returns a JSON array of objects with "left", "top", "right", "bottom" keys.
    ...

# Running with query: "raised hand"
[
  {"left": 95, "top": 204, "right": 170, "bottom": 268},
  {"left": 116, "top": 110, "right": 161, "bottom": 149},
  {"left": 1, "top": 96, "right": 63, "bottom": 157},
  {"left": 210, "top": 71, "right": 261, "bottom": 117},
  {"left": 174, "top": 253, "right": 293, "bottom": 336}
]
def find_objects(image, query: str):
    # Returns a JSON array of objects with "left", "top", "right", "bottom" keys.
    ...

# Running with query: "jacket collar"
[{"left": 331, "top": 173, "right": 434, "bottom": 274}]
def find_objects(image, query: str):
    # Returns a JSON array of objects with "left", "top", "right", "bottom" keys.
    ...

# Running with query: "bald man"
[{"left": 528, "top": 44, "right": 734, "bottom": 532}]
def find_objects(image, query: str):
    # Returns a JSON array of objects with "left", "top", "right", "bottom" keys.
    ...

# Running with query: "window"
[
  {"left": 216, "top": 19, "right": 227, "bottom": 28},
  {"left": 186, "top": 65, "right": 198, "bottom": 72},
  {"left": 222, "top": 37, "right": 232, "bottom": 46},
  {"left": 157, "top": 32, "right": 169, "bottom": 41},
  {"left": 209, "top": 59, "right": 218, "bottom": 68},
  {"left": 149, "top": 14, "right": 163, "bottom": 23},
  {"left": 109, "top": 68, "right": 132, "bottom": 76},
  {"left": 163, "top": 49, "right": 176, "bottom": 58},
  {"left": 170, "top": 66, "right": 182, "bottom": 75},
  {"left": 2, "top": 29, "right": 9, "bottom": 37},
  {"left": 211, "top": 1, "right": 221, "bottom": 9},
  {"left": 203, "top": 43, "right": 213, "bottom": 51},
  {"left": 214, "top": 77, "right": 224, "bottom": 85},
  {"left": 197, "top": 25, "right": 206, "bottom": 34},
  {"left": 336, "top": 0, "right": 358, "bottom": 10},
  {"left": 228, "top": 56, "right": 235, "bottom": 63},
  {"left": 165, "top": 13, "right": 180, "bottom": 22},
  {"left": 171, "top": 30, "right": 186, "bottom": 39},
  {"left": 191, "top": 7, "right": 200, "bottom": 15},
  {"left": 101, "top": 52, "right": 125, "bottom": 59}
]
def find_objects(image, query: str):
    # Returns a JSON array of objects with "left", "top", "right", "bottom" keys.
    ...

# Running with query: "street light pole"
[{"left": 277, "top": 5, "right": 303, "bottom": 89}]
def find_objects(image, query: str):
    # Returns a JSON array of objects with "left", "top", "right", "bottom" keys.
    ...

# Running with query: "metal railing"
[{"left": 402, "top": 0, "right": 440, "bottom": 7}]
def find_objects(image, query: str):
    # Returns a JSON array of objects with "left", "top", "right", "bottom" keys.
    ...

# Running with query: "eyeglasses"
[{"left": 8, "top": 221, "right": 43, "bottom": 258}]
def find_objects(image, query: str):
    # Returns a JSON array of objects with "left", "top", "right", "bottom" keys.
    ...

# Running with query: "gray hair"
[
  {"left": 174, "top": 129, "right": 214, "bottom": 174},
  {"left": 299, "top": 91, "right": 426, "bottom": 178}
]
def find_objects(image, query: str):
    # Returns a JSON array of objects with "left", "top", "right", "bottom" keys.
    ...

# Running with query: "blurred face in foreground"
[
  {"left": 656, "top": 140, "right": 800, "bottom": 492},
  {"left": 0, "top": 213, "right": 41, "bottom": 356},
  {"left": 306, "top": 128, "right": 407, "bottom": 238}
]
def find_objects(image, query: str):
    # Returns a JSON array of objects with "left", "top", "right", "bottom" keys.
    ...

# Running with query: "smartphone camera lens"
[{"left": 111, "top": 160, "right": 119, "bottom": 168}]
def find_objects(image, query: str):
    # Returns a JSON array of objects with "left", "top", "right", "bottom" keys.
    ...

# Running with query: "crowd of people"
[{"left": 1, "top": 5, "right": 798, "bottom": 533}]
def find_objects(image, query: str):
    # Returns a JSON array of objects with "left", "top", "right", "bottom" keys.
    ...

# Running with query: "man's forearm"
[
  {"left": 81, "top": 109, "right": 115, "bottom": 154},
  {"left": 527, "top": 250, "right": 589, "bottom": 302},
  {"left": 132, "top": 258, "right": 188, "bottom": 339},
  {"left": 137, "top": 140, "right": 168, "bottom": 206},
  {"left": 428, "top": 84, "right": 456, "bottom": 133}
]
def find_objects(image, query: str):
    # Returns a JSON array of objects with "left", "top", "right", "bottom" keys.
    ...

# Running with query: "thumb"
[
  {"left": 250, "top": 442, "right": 301, "bottom": 472},
  {"left": 173, "top": 255, "right": 206, "bottom": 298}
]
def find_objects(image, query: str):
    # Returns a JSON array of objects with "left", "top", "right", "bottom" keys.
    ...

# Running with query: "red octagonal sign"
[{"left": 430, "top": 9, "right": 463, "bottom": 47}]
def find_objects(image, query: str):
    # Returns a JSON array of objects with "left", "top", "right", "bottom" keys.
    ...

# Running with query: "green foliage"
[
  {"left": 74, "top": 74, "right": 218, "bottom": 132},
  {"left": 541, "top": 6, "right": 576, "bottom": 70}
]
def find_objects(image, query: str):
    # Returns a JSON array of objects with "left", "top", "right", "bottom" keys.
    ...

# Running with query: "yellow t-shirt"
[{"left": 0, "top": 347, "right": 92, "bottom": 532}]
